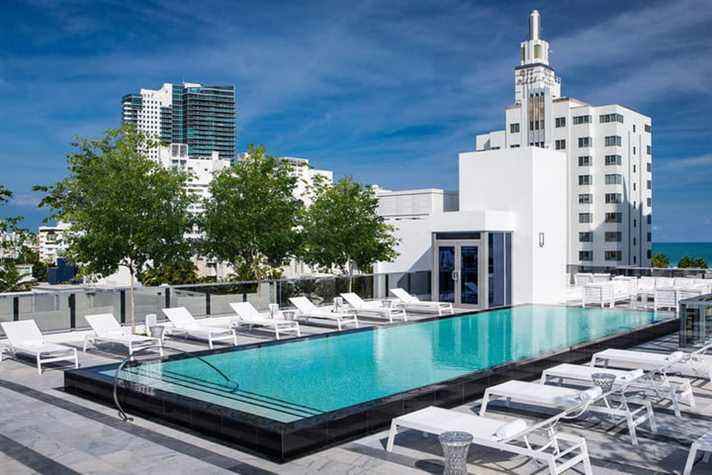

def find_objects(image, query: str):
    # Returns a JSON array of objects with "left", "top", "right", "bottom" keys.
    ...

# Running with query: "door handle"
[{"left": 451, "top": 271, "right": 459, "bottom": 281}]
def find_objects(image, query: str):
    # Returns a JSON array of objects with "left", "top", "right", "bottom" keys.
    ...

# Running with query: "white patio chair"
[
  {"left": 655, "top": 277, "right": 674, "bottom": 288},
  {"left": 675, "top": 278, "right": 697, "bottom": 290},
  {"left": 541, "top": 363, "right": 695, "bottom": 417},
  {"left": 1, "top": 320, "right": 79, "bottom": 374},
  {"left": 289, "top": 297, "right": 359, "bottom": 330},
  {"left": 83, "top": 313, "right": 163, "bottom": 356},
  {"left": 341, "top": 292, "right": 408, "bottom": 322},
  {"left": 574, "top": 273, "right": 594, "bottom": 287},
  {"left": 479, "top": 379, "right": 656, "bottom": 445},
  {"left": 161, "top": 307, "right": 237, "bottom": 349},
  {"left": 591, "top": 347, "right": 712, "bottom": 381},
  {"left": 229, "top": 302, "right": 301, "bottom": 340},
  {"left": 592, "top": 273, "right": 611, "bottom": 282},
  {"left": 684, "top": 432, "right": 712, "bottom": 475},
  {"left": 654, "top": 287, "right": 678, "bottom": 312},
  {"left": 389, "top": 288, "right": 454, "bottom": 315},
  {"left": 386, "top": 406, "right": 593, "bottom": 475}
]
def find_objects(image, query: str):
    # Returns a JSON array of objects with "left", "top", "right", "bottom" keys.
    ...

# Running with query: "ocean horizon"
[{"left": 653, "top": 242, "right": 712, "bottom": 267}]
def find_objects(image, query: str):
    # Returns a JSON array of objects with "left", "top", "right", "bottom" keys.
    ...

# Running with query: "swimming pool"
[{"left": 65, "top": 304, "right": 675, "bottom": 461}]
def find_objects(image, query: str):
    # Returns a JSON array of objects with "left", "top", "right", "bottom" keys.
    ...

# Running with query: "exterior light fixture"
[{"left": 538, "top": 232, "right": 545, "bottom": 247}]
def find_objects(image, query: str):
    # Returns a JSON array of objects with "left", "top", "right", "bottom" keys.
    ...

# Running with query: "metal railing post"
[
  {"left": 120, "top": 290, "right": 126, "bottom": 324},
  {"left": 12, "top": 296, "right": 19, "bottom": 321},
  {"left": 205, "top": 292, "right": 211, "bottom": 316},
  {"left": 69, "top": 293, "right": 76, "bottom": 329},
  {"left": 165, "top": 287, "right": 171, "bottom": 309}
]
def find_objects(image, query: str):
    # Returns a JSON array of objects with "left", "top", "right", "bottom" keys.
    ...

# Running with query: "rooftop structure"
[{"left": 476, "top": 10, "right": 653, "bottom": 268}]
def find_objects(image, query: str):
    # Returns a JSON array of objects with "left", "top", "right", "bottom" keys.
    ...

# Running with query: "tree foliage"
[
  {"left": 678, "top": 256, "right": 708, "bottom": 269},
  {"left": 300, "top": 177, "right": 398, "bottom": 286},
  {"left": 201, "top": 145, "right": 303, "bottom": 280},
  {"left": 141, "top": 259, "right": 199, "bottom": 286},
  {"left": 651, "top": 253, "right": 670, "bottom": 268},
  {"left": 34, "top": 125, "right": 194, "bottom": 328}
]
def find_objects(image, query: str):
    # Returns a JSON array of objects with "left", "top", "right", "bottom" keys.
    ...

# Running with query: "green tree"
[
  {"left": 678, "top": 256, "right": 708, "bottom": 269},
  {"left": 35, "top": 125, "right": 194, "bottom": 331},
  {"left": 0, "top": 259, "right": 32, "bottom": 292},
  {"left": 201, "top": 145, "right": 303, "bottom": 280},
  {"left": 300, "top": 177, "right": 398, "bottom": 290},
  {"left": 141, "top": 260, "right": 199, "bottom": 286},
  {"left": 651, "top": 253, "right": 670, "bottom": 268},
  {"left": 0, "top": 184, "right": 11, "bottom": 204}
]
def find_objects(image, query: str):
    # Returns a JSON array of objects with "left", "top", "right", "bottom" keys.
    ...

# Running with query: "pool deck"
[{"left": 1, "top": 309, "right": 711, "bottom": 474}]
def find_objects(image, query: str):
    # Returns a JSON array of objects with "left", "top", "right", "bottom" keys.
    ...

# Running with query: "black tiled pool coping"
[{"left": 64, "top": 306, "right": 678, "bottom": 462}]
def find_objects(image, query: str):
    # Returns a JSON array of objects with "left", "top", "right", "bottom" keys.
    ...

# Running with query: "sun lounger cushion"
[
  {"left": 494, "top": 419, "right": 528, "bottom": 440},
  {"left": 579, "top": 387, "right": 602, "bottom": 401}
]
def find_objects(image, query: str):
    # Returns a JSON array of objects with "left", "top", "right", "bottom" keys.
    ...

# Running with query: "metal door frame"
[{"left": 432, "top": 238, "right": 486, "bottom": 309}]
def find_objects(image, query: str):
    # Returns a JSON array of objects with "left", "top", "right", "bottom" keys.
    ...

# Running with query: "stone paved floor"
[{"left": 1, "top": 311, "right": 711, "bottom": 474}]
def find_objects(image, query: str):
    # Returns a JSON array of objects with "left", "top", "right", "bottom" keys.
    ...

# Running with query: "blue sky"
[{"left": 1, "top": 0, "right": 711, "bottom": 242}]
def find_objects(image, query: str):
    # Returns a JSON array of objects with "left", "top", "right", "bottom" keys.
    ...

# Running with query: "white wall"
[{"left": 459, "top": 147, "right": 567, "bottom": 304}]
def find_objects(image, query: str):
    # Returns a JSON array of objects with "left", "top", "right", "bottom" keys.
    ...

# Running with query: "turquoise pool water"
[{"left": 112, "top": 305, "right": 660, "bottom": 422}]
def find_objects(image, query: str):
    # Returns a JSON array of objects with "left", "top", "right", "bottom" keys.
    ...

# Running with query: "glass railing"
[
  {"left": 567, "top": 265, "right": 712, "bottom": 282},
  {"left": 0, "top": 270, "right": 432, "bottom": 337}
]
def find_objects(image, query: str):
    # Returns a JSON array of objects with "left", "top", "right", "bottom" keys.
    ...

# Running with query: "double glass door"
[{"left": 435, "top": 241, "right": 481, "bottom": 307}]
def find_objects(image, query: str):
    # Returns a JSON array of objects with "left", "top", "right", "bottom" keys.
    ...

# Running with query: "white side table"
[{"left": 684, "top": 432, "right": 712, "bottom": 475}]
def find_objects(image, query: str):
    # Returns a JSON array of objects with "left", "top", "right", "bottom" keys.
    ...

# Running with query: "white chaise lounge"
[
  {"left": 1, "top": 320, "right": 79, "bottom": 374},
  {"left": 386, "top": 406, "right": 593, "bottom": 475},
  {"left": 229, "top": 302, "right": 301, "bottom": 340},
  {"left": 480, "top": 379, "right": 656, "bottom": 445},
  {"left": 289, "top": 297, "right": 359, "bottom": 330},
  {"left": 341, "top": 292, "right": 407, "bottom": 322},
  {"left": 161, "top": 307, "right": 237, "bottom": 349},
  {"left": 591, "top": 347, "right": 712, "bottom": 381},
  {"left": 541, "top": 362, "right": 695, "bottom": 417},
  {"left": 83, "top": 313, "right": 163, "bottom": 356},
  {"left": 582, "top": 280, "right": 632, "bottom": 308},
  {"left": 389, "top": 288, "right": 454, "bottom": 315}
]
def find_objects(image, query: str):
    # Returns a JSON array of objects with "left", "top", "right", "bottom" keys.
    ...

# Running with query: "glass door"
[
  {"left": 437, "top": 246, "right": 455, "bottom": 302},
  {"left": 434, "top": 241, "right": 482, "bottom": 308},
  {"left": 460, "top": 246, "right": 479, "bottom": 305}
]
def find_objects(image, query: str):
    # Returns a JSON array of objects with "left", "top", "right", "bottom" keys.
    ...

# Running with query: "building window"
[
  {"left": 599, "top": 113, "right": 624, "bottom": 124},
  {"left": 555, "top": 117, "right": 566, "bottom": 128},
  {"left": 605, "top": 250, "right": 623, "bottom": 261},
  {"left": 604, "top": 154, "right": 622, "bottom": 165},
  {"left": 578, "top": 137, "right": 593, "bottom": 148},
  {"left": 646, "top": 145, "right": 651, "bottom": 155},
  {"left": 647, "top": 162, "right": 651, "bottom": 172},
  {"left": 605, "top": 231, "right": 622, "bottom": 242},
  {"left": 633, "top": 124, "right": 636, "bottom": 132},
  {"left": 605, "top": 174, "right": 623, "bottom": 185},
  {"left": 647, "top": 249, "right": 652, "bottom": 259},
  {"left": 578, "top": 175, "right": 593, "bottom": 186},
  {"left": 647, "top": 232, "right": 652, "bottom": 242},
  {"left": 579, "top": 193, "right": 592, "bottom": 204},
  {"left": 573, "top": 115, "right": 591, "bottom": 125},
  {"left": 647, "top": 197, "right": 652, "bottom": 207},
  {"left": 605, "top": 212, "right": 622, "bottom": 223},
  {"left": 579, "top": 213, "right": 593, "bottom": 224},
  {"left": 633, "top": 146, "right": 636, "bottom": 155},
  {"left": 633, "top": 164, "right": 637, "bottom": 173},
  {"left": 578, "top": 156, "right": 592, "bottom": 166},
  {"left": 555, "top": 139, "right": 566, "bottom": 150},
  {"left": 579, "top": 232, "right": 593, "bottom": 242},
  {"left": 510, "top": 144, "right": 520, "bottom": 148},
  {"left": 579, "top": 250, "right": 593, "bottom": 262},
  {"left": 647, "top": 214, "right": 652, "bottom": 224},
  {"left": 605, "top": 135, "right": 622, "bottom": 146},
  {"left": 510, "top": 123, "right": 520, "bottom": 133},
  {"left": 645, "top": 124, "right": 651, "bottom": 133},
  {"left": 605, "top": 193, "right": 622, "bottom": 204}
]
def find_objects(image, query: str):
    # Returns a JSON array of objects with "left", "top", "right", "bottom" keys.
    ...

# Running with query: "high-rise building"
[
  {"left": 476, "top": 10, "right": 652, "bottom": 268},
  {"left": 122, "top": 82, "right": 236, "bottom": 160}
]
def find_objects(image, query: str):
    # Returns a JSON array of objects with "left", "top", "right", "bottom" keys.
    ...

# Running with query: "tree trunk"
[
  {"left": 347, "top": 259, "right": 353, "bottom": 293},
  {"left": 128, "top": 263, "right": 136, "bottom": 334}
]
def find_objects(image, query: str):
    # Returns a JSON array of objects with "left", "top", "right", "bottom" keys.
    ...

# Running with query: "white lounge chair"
[
  {"left": 591, "top": 347, "right": 712, "bottom": 381},
  {"left": 574, "top": 273, "right": 594, "bottom": 287},
  {"left": 229, "top": 302, "right": 301, "bottom": 340},
  {"left": 341, "top": 292, "right": 408, "bottom": 322},
  {"left": 592, "top": 273, "right": 611, "bottom": 282},
  {"left": 582, "top": 281, "right": 631, "bottom": 308},
  {"left": 386, "top": 406, "right": 593, "bottom": 475},
  {"left": 389, "top": 288, "right": 454, "bottom": 315},
  {"left": 289, "top": 297, "right": 359, "bottom": 330},
  {"left": 480, "top": 379, "right": 656, "bottom": 445},
  {"left": 161, "top": 307, "right": 237, "bottom": 349},
  {"left": 655, "top": 276, "right": 674, "bottom": 288},
  {"left": 0, "top": 320, "right": 79, "bottom": 374},
  {"left": 541, "top": 363, "right": 695, "bottom": 417},
  {"left": 83, "top": 313, "right": 163, "bottom": 356}
]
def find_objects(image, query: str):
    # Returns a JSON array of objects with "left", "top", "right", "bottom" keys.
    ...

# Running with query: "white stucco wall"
[{"left": 459, "top": 147, "right": 567, "bottom": 304}]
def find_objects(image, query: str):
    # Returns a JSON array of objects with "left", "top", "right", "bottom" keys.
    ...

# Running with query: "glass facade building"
[{"left": 121, "top": 83, "right": 236, "bottom": 160}]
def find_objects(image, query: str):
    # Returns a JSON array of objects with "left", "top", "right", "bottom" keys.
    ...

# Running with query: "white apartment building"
[
  {"left": 38, "top": 222, "right": 70, "bottom": 264},
  {"left": 476, "top": 10, "right": 653, "bottom": 269},
  {"left": 280, "top": 157, "right": 334, "bottom": 207}
]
